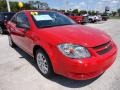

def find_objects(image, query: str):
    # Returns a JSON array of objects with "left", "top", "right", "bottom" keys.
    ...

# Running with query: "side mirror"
[{"left": 16, "top": 23, "right": 30, "bottom": 30}]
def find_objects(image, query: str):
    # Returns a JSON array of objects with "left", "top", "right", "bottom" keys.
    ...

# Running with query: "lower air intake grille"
[
  {"left": 97, "top": 45, "right": 112, "bottom": 55},
  {"left": 93, "top": 41, "right": 113, "bottom": 55}
]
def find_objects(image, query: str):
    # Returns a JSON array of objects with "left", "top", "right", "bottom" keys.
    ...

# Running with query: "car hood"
[{"left": 38, "top": 25, "right": 110, "bottom": 47}]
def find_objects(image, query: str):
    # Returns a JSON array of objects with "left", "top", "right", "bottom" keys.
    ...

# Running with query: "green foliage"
[
  {"left": 29, "top": 0, "right": 50, "bottom": 10},
  {"left": 88, "top": 10, "right": 96, "bottom": 15},
  {"left": 0, "top": 0, "right": 49, "bottom": 12},
  {"left": 118, "top": 9, "right": 120, "bottom": 16},
  {"left": 111, "top": 11, "right": 117, "bottom": 16},
  {"left": 9, "top": 2, "right": 19, "bottom": 12},
  {"left": 68, "top": 9, "right": 97, "bottom": 15},
  {"left": 0, "top": 0, "right": 7, "bottom": 12},
  {"left": 72, "top": 9, "right": 78, "bottom": 14},
  {"left": 59, "top": 10, "right": 65, "bottom": 13},
  {"left": 66, "top": 10, "right": 71, "bottom": 13},
  {"left": 79, "top": 10, "right": 87, "bottom": 15}
]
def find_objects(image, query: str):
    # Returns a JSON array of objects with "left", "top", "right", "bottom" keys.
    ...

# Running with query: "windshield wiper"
[
  {"left": 55, "top": 24, "right": 72, "bottom": 26},
  {"left": 39, "top": 25, "right": 55, "bottom": 28},
  {"left": 54, "top": 23, "right": 77, "bottom": 27}
]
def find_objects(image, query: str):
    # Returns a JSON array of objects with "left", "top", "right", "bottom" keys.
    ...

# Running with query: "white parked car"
[{"left": 88, "top": 15, "right": 102, "bottom": 23}]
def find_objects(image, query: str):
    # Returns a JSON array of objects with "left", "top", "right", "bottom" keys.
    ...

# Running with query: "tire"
[
  {"left": 36, "top": 49, "right": 54, "bottom": 78},
  {"left": 89, "top": 19, "right": 93, "bottom": 23},
  {"left": 0, "top": 26, "right": 3, "bottom": 34},
  {"left": 8, "top": 35, "right": 16, "bottom": 47}
]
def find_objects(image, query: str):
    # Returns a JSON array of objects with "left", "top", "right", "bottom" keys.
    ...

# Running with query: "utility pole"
[
  {"left": 64, "top": 0, "right": 68, "bottom": 12},
  {"left": 6, "top": 0, "right": 11, "bottom": 12},
  {"left": 86, "top": 1, "right": 89, "bottom": 14}
]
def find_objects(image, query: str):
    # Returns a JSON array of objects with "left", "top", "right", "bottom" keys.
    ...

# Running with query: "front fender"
[{"left": 34, "top": 39, "right": 60, "bottom": 73}]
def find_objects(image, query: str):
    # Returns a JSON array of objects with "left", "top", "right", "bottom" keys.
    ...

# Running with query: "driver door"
[{"left": 15, "top": 12, "right": 33, "bottom": 55}]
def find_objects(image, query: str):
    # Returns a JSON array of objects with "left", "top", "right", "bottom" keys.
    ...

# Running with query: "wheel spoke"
[
  {"left": 0, "top": 27, "right": 3, "bottom": 34},
  {"left": 37, "top": 53, "right": 48, "bottom": 74}
]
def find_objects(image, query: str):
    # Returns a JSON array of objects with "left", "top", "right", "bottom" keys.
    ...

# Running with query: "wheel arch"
[{"left": 33, "top": 44, "right": 59, "bottom": 73}]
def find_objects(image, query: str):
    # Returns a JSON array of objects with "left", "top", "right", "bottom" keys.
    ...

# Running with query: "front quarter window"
[
  {"left": 0, "top": 14, "right": 3, "bottom": 21},
  {"left": 11, "top": 16, "right": 16, "bottom": 23}
]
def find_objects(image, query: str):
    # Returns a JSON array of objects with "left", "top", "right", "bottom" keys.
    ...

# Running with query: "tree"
[
  {"left": 60, "top": 10, "right": 65, "bottom": 13},
  {"left": 0, "top": 0, "right": 19, "bottom": 12},
  {"left": 112, "top": 11, "right": 117, "bottom": 16},
  {"left": 29, "top": 0, "right": 50, "bottom": 10},
  {"left": 72, "top": 9, "right": 78, "bottom": 14},
  {"left": 88, "top": 11, "right": 92, "bottom": 15},
  {"left": 0, "top": 0, "right": 50, "bottom": 12},
  {"left": 117, "top": 9, "right": 120, "bottom": 16},
  {"left": 88, "top": 10, "right": 96, "bottom": 15},
  {"left": 0, "top": 0, "right": 7, "bottom": 12},
  {"left": 9, "top": 2, "right": 19, "bottom": 12},
  {"left": 66, "top": 10, "right": 71, "bottom": 13},
  {"left": 96, "top": 11, "right": 100, "bottom": 15},
  {"left": 79, "top": 10, "right": 87, "bottom": 15},
  {"left": 28, "top": 1, "right": 37, "bottom": 10},
  {"left": 91, "top": 10, "right": 96, "bottom": 15}
]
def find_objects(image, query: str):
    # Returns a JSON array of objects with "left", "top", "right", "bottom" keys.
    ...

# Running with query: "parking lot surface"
[{"left": 0, "top": 19, "right": 120, "bottom": 90}]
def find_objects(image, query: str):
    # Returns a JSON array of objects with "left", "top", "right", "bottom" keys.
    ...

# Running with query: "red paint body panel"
[
  {"left": 69, "top": 16, "right": 83, "bottom": 23},
  {"left": 52, "top": 42, "right": 117, "bottom": 80},
  {"left": 7, "top": 10, "right": 117, "bottom": 80},
  {"left": 37, "top": 25, "right": 110, "bottom": 47}
]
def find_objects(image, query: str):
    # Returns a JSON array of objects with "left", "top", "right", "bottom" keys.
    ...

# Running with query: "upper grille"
[{"left": 93, "top": 41, "right": 113, "bottom": 55}]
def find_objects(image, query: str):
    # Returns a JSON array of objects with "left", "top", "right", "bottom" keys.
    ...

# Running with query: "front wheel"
[
  {"left": 36, "top": 49, "right": 54, "bottom": 78},
  {"left": 0, "top": 26, "right": 3, "bottom": 34}
]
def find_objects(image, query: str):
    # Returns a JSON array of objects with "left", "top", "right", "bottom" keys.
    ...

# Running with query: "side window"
[
  {"left": 11, "top": 16, "right": 16, "bottom": 23},
  {"left": 0, "top": 14, "right": 4, "bottom": 21},
  {"left": 16, "top": 13, "right": 29, "bottom": 26}
]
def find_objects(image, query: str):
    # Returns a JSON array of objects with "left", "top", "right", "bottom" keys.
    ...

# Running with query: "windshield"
[{"left": 31, "top": 11, "right": 76, "bottom": 28}]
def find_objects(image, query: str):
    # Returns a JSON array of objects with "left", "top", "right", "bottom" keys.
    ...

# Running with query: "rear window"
[{"left": 4, "top": 13, "right": 15, "bottom": 20}]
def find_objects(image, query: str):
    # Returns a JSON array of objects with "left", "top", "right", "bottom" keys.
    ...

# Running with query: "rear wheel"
[
  {"left": 36, "top": 49, "right": 54, "bottom": 78},
  {"left": 8, "top": 35, "right": 16, "bottom": 47},
  {"left": 0, "top": 26, "right": 3, "bottom": 34}
]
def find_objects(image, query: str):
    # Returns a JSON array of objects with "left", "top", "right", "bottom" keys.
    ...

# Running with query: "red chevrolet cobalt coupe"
[{"left": 7, "top": 10, "right": 117, "bottom": 80}]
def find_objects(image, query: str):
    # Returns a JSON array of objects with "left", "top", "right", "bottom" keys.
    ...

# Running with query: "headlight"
[{"left": 57, "top": 43, "right": 91, "bottom": 59}]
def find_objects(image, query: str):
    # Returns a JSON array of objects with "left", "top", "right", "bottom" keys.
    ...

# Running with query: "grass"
[{"left": 110, "top": 16, "right": 120, "bottom": 19}]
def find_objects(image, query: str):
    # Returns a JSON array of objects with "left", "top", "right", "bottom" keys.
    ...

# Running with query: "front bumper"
[{"left": 53, "top": 42, "right": 117, "bottom": 80}]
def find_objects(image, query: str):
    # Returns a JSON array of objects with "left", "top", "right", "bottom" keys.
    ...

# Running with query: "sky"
[{"left": 9, "top": 0, "right": 120, "bottom": 12}]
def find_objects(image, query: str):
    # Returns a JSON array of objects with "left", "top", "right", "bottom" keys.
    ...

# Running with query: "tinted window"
[
  {"left": 4, "top": 13, "right": 15, "bottom": 21},
  {"left": 0, "top": 14, "right": 4, "bottom": 21},
  {"left": 31, "top": 11, "right": 76, "bottom": 28},
  {"left": 16, "top": 13, "right": 29, "bottom": 25},
  {"left": 11, "top": 16, "right": 16, "bottom": 23}
]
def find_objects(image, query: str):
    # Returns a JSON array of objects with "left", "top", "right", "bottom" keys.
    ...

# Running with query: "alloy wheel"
[
  {"left": 0, "top": 27, "right": 3, "bottom": 34},
  {"left": 37, "top": 53, "right": 49, "bottom": 74}
]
